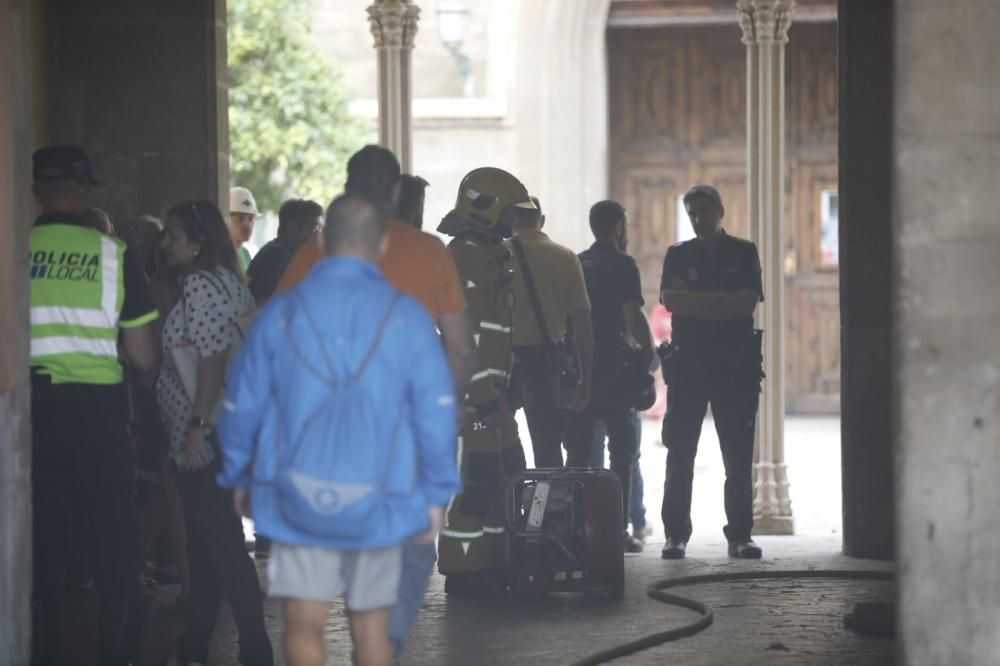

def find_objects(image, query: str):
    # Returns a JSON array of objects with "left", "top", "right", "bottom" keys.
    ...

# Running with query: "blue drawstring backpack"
[{"left": 276, "top": 288, "right": 402, "bottom": 540}]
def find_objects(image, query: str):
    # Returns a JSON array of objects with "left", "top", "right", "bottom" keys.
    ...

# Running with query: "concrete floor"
[
  {"left": 71, "top": 417, "right": 898, "bottom": 664},
  {"left": 142, "top": 536, "right": 894, "bottom": 665}
]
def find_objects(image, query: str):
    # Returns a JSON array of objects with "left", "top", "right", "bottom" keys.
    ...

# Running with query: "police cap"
[{"left": 32, "top": 145, "right": 99, "bottom": 185}]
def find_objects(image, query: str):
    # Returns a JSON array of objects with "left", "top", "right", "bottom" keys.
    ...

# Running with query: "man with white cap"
[{"left": 229, "top": 185, "right": 259, "bottom": 272}]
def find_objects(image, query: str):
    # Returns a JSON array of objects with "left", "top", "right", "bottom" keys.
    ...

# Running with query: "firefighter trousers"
[{"left": 439, "top": 400, "right": 525, "bottom": 574}]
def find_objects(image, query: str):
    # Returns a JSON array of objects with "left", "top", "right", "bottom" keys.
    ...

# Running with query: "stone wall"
[
  {"left": 0, "top": 1, "right": 35, "bottom": 662},
  {"left": 44, "top": 0, "right": 228, "bottom": 221},
  {"left": 895, "top": 0, "right": 1000, "bottom": 661}
]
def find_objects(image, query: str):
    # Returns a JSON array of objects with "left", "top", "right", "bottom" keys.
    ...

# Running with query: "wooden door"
[
  {"left": 784, "top": 23, "right": 840, "bottom": 412},
  {"left": 608, "top": 26, "right": 747, "bottom": 306},
  {"left": 608, "top": 22, "right": 840, "bottom": 413}
]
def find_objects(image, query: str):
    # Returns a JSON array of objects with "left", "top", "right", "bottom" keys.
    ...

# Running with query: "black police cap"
[{"left": 32, "top": 145, "right": 99, "bottom": 185}]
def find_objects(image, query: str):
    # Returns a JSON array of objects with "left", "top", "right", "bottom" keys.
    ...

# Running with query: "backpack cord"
[{"left": 289, "top": 287, "right": 403, "bottom": 387}]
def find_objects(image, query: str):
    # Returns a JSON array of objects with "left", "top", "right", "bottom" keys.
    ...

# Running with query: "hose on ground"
[{"left": 570, "top": 568, "right": 895, "bottom": 665}]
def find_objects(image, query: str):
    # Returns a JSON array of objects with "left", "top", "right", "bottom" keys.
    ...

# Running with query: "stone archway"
[{"left": 510, "top": 0, "right": 612, "bottom": 251}]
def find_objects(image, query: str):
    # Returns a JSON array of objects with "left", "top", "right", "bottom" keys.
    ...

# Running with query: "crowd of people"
[{"left": 27, "top": 141, "right": 764, "bottom": 665}]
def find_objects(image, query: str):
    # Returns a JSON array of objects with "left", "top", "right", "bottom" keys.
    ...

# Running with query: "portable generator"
[{"left": 505, "top": 468, "right": 625, "bottom": 601}]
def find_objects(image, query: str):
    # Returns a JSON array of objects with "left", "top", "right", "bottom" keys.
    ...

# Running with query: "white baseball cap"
[{"left": 229, "top": 186, "right": 259, "bottom": 215}]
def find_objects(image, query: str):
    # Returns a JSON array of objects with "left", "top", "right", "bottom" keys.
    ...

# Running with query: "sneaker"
[
  {"left": 623, "top": 533, "right": 644, "bottom": 554},
  {"left": 728, "top": 539, "right": 763, "bottom": 559},
  {"left": 631, "top": 525, "right": 653, "bottom": 542},
  {"left": 661, "top": 538, "right": 687, "bottom": 560}
]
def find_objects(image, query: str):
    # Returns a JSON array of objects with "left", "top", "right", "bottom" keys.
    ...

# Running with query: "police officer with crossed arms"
[{"left": 659, "top": 185, "right": 765, "bottom": 561}]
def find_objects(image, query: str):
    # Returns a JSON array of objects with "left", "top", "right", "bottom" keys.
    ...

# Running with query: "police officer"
[
  {"left": 436, "top": 168, "right": 534, "bottom": 596},
  {"left": 659, "top": 185, "right": 764, "bottom": 560},
  {"left": 29, "top": 145, "right": 159, "bottom": 664}
]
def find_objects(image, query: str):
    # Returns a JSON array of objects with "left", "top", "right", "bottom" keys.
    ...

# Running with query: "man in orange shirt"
[
  {"left": 274, "top": 169, "right": 471, "bottom": 388},
  {"left": 273, "top": 145, "right": 474, "bottom": 656},
  {"left": 277, "top": 221, "right": 464, "bottom": 337}
]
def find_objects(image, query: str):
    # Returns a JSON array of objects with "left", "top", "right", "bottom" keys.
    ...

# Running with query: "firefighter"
[{"left": 436, "top": 168, "right": 536, "bottom": 596}]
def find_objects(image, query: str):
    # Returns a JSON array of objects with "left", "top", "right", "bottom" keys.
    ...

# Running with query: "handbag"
[
  {"left": 510, "top": 237, "right": 580, "bottom": 408},
  {"left": 168, "top": 270, "right": 250, "bottom": 425},
  {"left": 618, "top": 340, "right": 656, "bottom": 411}
]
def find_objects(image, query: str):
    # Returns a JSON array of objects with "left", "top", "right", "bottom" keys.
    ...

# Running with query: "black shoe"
[
  {"left": 661, "top": 538, "right": 687, "bottom": 560},
  {"left": 623, "top": 533, "right": 644, "bottom": 554},
  {"left": 444, "top": 570, "right": 508, "bottom": 597},
  {"left": 728, "top": 539, "right": 762, "bottom": 559}
]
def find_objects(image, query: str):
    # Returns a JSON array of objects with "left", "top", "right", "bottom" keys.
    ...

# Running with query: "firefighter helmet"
[{"left": 438, "top": 167, "right": 536, "bottom": 238}]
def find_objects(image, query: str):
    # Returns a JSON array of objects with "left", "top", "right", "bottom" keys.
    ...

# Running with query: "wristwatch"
[{"left": 189, "top": 415, "right": 210, "bottom": 430}]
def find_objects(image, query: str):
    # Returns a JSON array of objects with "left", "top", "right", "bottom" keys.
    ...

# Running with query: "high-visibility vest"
[{"left": 30, "top": 222, "right": 130, "bottom": 384}]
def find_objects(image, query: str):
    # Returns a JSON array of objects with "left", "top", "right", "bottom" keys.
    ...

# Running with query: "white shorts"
[{"left": 267, "top": 542, "right": 402, "bottom": 612}]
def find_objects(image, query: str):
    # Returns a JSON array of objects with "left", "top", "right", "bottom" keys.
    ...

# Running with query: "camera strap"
[{"left": 511, "top": 237, "right": 556, "bottom": 352}]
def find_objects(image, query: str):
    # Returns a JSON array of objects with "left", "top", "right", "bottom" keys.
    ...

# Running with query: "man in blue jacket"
[{"left": 217, "top": 194, "right": 460, "bottom": 666}]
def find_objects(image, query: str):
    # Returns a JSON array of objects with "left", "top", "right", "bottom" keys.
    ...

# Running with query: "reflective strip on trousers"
[
  {"left": 479, "top": 321, "right": 511, "bottom": 334},
  {"left": 470, "top": 368, "right": 508, "bottom": 383},
  {"left": 31, "top": 335, "right": 118, "bottom": 358},
  {"left": 440, "top": 527, "right": 506, "bottom": 540}
]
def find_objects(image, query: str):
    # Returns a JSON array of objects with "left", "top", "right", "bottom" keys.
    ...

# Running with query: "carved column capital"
[
  {"left": 737, "top": 0, "right": 795, "bottom": 44},
  {"left": 736, "top": 0, "right": 756, "bottom": 44},
  {"left": 368, "top": 0, "right": 420, "bottom": 50}
]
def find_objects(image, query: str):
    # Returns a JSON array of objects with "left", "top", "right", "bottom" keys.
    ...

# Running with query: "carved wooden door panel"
[{"left": 608, "top": 26, "right": 747, "bottom": 307}]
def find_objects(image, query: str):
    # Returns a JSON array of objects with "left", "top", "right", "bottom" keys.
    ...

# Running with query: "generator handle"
[{"left": 504, "top": 468, "right": 622, "bottom": 536}]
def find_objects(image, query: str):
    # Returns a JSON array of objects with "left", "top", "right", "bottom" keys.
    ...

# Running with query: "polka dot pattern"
[{"left": 157, "top": 268, "right": 254, "bottom": 467}]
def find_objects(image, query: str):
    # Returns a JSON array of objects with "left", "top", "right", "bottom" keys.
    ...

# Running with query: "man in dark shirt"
[
  {"left": 247, "top": 198, "right": 322, "bottom": 304},
  {"left": 566, "top": 200, "right": 653, "bottom": 554},
  {"left": 398, "top": 174, "right": 429, "bottom": 229},
  {"left": 659, "top": 185, "right": 764, "bottom": 560}
]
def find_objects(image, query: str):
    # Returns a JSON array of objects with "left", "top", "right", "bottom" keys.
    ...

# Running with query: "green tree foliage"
[{"left": 229, "top": 0, "right": 371, "bottom": 214}]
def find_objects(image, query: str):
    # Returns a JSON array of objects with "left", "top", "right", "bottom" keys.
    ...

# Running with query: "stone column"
[
  {"left": 0, "top": 2, "right": 33, "bottom": 662},
  {"left": 838, "top": 0, "right": 894, "bottom": 560},
  {"left": 737, "top": 0, "right": 794, "bottom": 535},
  {"left": 368, "top": 0, "right": 419, "bottom": 172},
  {"left": 896, "top": 1, "right": 1000, "bottom": 661}
]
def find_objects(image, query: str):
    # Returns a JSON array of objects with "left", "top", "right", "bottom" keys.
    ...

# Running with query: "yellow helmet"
[{"left": 438, "top": 167, "right": 536, "bottom": 238}]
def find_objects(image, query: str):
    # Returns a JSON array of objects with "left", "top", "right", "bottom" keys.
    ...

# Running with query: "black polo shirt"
[
  {"left": 247, "top": 237, "right": 294, "bottom": 301},
  {"left": 578, "top": 240, "right": 644, "bottom": 375},
  {"left": 659, "top": 230, "right": 763, "bottom": 351}
]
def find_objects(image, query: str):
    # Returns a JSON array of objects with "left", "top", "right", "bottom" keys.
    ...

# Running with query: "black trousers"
[
  {"left": 515, "top": 345, "right": 569, "bottom": 468},
  {"left": 31, "top": 376, "right": 136, "bottom": 666},
  {"left": 661, "top": 370, "right": 759, "bottom": 543},
  {"left": 565, "top": 399, "right": 638, "bottom": 532},
  {"left": 175, "top": 459, "right": 273, "bottom": 666}
]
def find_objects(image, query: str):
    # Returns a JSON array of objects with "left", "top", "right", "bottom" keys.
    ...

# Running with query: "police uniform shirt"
[
  {"left": 578, "top": 240, "right": 644, "bottom": 379},
  {"left": 659, "top": 230, "right": 764, "bottom": 352},
  {"left": 30, "top": 211, "right": 157, "bottom": 384}
]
